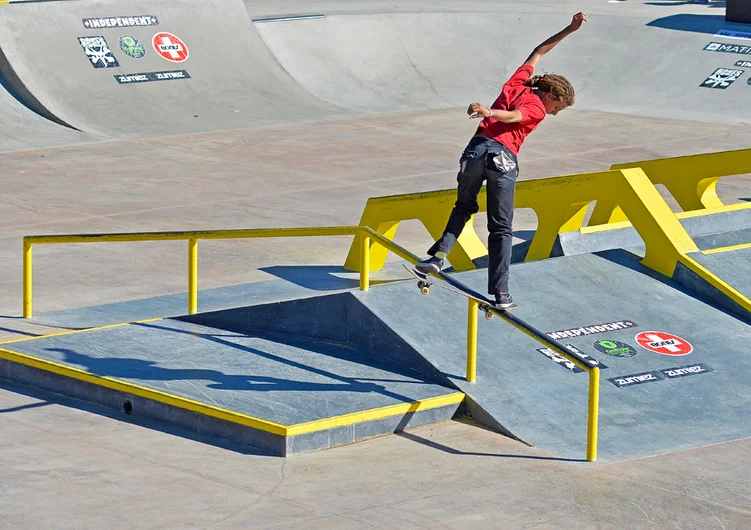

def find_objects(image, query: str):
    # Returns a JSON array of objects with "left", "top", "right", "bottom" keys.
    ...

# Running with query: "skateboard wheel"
[
  {"left": 484, "top": 311, "right": 494, "bottom": 320},
  {"left": 420, "top": 286, "right": 430, "bottom": 296}
]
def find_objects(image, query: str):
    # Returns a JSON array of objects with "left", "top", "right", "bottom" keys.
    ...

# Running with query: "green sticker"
[
  {"left": 594, "top": 339, "right": 637, "bottom": 358},
  {"left": 119, "top": 35, "right": 146, "bottom": 58}
]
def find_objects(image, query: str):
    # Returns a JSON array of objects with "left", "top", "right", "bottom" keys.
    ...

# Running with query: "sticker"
[
  {"left": 660, "top": 363, "right": 713, "bottom": 379},
  {"left": 593, "top": 339, "right": 637, "bottom": 358},
  {"left": 119, "top": 35, "right": 146, "bottom": 58},
  {"left": 716, "top": 30, "right": 751, "bottom": 41},
  {"left": 700, "top": 68, "right": 744, "bottom": 89},
  {"left": 608, "top": 371, "right": 663, "bottom": 388},
  {"left": 635, "top": 331, "right": 693, "bottom": 356},
  {"left": 78, "top": 36, "right": 119, "bottom": 69},
  {"left": 703, "top": 42, "right": 751, "bottom": 56},
  {"left": 83, "top": 16, "right": 159, "bottom": 29},
  {"left": 114, "top": 70, "right": 191, "bottom": 84},
  {"left": 153, "top": 32, "right": 188, "bottom": 62},
  {"left": 546, "top": 320, "right": 637, "bottom": 341},
  {"left": 736, "top": 61, "right": 751, "bottom": 68},
  {"left": 536, "top": 344, "right": 607, "bottom": 373}
]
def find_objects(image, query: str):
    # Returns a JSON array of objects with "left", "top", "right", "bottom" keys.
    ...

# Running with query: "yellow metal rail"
[
  {"left": 21, "top": 224, "right": 599, "bottom": 461},
  {"left": 22, "top": 225, "right": 421, "bottom": 318}
]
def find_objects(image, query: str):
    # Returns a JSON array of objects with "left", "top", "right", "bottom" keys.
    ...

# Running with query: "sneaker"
[
  {"left": 415, "top": 256, "right": 444, "bottom": 275},
  {"left": 494, "top": 292, "right": 514, "bottom": 309}
]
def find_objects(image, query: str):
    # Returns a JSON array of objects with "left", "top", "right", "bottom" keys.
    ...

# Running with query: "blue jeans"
[{"left": 427, "top": 136, "right": 519, "bottom": 294}]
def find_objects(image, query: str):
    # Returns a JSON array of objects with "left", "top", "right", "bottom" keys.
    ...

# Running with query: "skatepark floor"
[{"left": 2, "top": 380, "right": 749, "bottom": 529}]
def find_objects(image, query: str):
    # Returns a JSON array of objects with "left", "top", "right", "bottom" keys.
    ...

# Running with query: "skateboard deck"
[{"left": 403, "top": 264, "right": 518, "bottom": 319}]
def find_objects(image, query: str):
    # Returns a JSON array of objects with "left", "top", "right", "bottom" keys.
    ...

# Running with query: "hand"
[
  {"left": 467, "top": 102, "right": 491, "bottom": 119},
  {"left": 569, "top": 12, "right": 588, "bottom": 31}
]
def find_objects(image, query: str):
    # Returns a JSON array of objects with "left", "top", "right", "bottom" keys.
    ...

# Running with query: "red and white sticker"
[
  {"left": 635, "top": 331, "right": 692, "bottom": 356},
  {"left": 152, "top": 32, "right": 188, "bottom": 62}
]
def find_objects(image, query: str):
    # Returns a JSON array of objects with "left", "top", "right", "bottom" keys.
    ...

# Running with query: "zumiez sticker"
[
  {"left": 635, "top": 331, "right": 692, "bottom": 356},
  {"left": 700, "top": 68, "right": 744, "bottom": 89},
  {"left": 608, "top": 371, "right": 663, "bottom": 388},
  {"left": 546, "top": 320, "right": 637, "bottom": 341},
  {"left": 660, "top": 363, "right": 713, "bottom": 379},
  {"left": 704, "top": 42, "right": 751, "bottom": 55},
  {"left": 114, "top": 70, "right": 191, "bottom": 85}
]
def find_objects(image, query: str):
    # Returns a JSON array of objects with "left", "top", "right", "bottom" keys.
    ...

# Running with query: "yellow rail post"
[
  {"left": 587, "top": 367, "right": 600, "bottom": 462},
  {"left": 360, "top": 234, "right": 370, "bottom": 291},
  {"left": 188, "top": 237, "right": 198, "bottom": 314},
  {"left": 467, "top": 299, "right": 478, "bottom": 382},
  {"left": 23, "top": 240, "right": 32, "bottom": 318}
]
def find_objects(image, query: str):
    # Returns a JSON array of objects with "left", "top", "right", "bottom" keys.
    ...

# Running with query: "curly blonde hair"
[{"left": 524, "top": 74, "right": 575, "bottom": 106}]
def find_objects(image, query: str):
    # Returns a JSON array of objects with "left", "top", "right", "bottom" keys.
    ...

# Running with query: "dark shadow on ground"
[
  {"left": 646, "top": 13, "right": 746, "bottom": 36},
  {"left": 0, "top": 326, "right": 40, "bottom": 338},
  {"left": 645, "top": 1, "right": 725, "bottom": 6},
  {"left": 0, "top": 400, "right": 51, "bottom": 413},
  {"left": 395, "top": 430, "right": 584, "bottom": 463}
]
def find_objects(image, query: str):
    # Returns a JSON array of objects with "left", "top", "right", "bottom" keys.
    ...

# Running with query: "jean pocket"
[{"left": 488, "top": 151, "right": 517, "bottom": 174}]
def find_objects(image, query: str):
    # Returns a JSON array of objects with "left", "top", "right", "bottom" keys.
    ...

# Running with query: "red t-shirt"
[{"left": 476, "top": 64, "right": 546, "bottom": 155}]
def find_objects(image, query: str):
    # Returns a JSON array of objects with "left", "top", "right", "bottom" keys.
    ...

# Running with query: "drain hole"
[{"left": 123, "top": 400, "right": 133, "bottom": 415}]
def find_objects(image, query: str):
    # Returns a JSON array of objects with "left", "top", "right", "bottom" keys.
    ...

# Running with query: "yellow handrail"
[
  {"left": 21, "top": 224, "right": 598, "bottom": 460},
  {"left": 21, "top": 225, "right": 424, "bottom": 319}
]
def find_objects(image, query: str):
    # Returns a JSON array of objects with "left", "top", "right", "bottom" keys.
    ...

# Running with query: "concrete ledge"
[{"left": 0, "top": 350, "right": 463, "bottom": 456}]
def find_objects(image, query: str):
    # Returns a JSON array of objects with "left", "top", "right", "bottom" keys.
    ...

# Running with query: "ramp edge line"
[
  {"left": 0, "top": 318, "right": 163, "bottom": 345},
  {"left": 702, "top": 242, "right": 751, "bottom": 255},
  {"left": 285, "top": 392, "right": 465, "bottom": 436}
]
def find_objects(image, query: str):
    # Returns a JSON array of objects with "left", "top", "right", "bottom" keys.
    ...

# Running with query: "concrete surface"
[{"left": 1, "top": 380, "right": 750, "bottom": 529}]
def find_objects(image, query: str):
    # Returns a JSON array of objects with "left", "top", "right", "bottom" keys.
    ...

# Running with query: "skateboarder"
[{"left": 415, "top": 12, "right": 588, "bottom": 308}]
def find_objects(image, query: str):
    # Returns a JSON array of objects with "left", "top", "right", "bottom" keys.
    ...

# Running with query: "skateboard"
[{"left": 403, "top": 264, "right": 519, "bottom": 320}]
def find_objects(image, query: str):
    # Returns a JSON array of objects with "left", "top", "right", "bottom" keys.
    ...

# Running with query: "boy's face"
[{"left": 542, "top": 93, "right": 568, "bottom": 116}]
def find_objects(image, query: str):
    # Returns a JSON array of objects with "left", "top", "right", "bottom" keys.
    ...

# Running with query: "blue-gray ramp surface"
[
  {"left": 691, "top": 247, "right": 751, "bottom": 302},
  {"left": 356, "top": 253, "right": 751, "bottom": 462},
  {"left": 2, "top": 319, "right": 455, "bottom": 427}
]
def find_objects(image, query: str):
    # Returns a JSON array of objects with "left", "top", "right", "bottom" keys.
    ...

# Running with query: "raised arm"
[{"left": 524, "top": 12, "right": 588, "bottom": 68}]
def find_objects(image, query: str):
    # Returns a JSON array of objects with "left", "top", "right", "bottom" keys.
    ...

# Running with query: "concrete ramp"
[
  {"left": 0, "top": 307, "right": 462, "bottom": 456},
  {"left": 0, "top": 0, "right": 345, "bottom": 139},
  {"left": 255, "top": 8, "right": 751, "bottom": 124},
  {"left": 357, "top": 252, "right": 751, "bottom": 462}
]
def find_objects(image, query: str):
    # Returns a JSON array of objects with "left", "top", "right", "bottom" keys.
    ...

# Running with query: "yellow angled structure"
[
  {"left": 344, "top": 167, "right": 698, "bottom": 278},
  {"left": 589, "top": 148, "right": 751, "bottom": 225}
]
